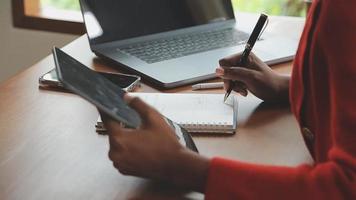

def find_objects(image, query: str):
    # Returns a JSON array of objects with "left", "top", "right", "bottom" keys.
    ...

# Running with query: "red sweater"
[{"left": 205, "top": 0, "right": 356, "bottom": 199}]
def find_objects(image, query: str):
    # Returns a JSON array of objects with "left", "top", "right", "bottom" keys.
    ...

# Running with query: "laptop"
[{"left": 79, "top": 0, "right": 297, "bottom": 89}]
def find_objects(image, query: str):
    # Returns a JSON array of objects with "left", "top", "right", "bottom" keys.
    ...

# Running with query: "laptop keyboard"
[{"left": 118, "top": 28, "right": 249, "bottom": 64}]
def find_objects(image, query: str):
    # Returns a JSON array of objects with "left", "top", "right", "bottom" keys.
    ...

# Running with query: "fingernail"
[{"left": 216, "top": 67, "right": 224, "bottom": 76}]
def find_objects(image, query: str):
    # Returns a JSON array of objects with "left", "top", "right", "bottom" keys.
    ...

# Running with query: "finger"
[
  {"left": 112, "top": 161, "right": 129, "bottom": 175},
  {"left": 108, "top": 144, "right": 122, "bottom": 161},
  {"left": 219, "top": 52, "right": 243, "bottom": 66},
  {"left": 219, "top": 66, "right": 255, "bottom": 84},
  {"left": 232, "top": 82, "right": 248, "bottom": 97},
  {"left": 234, "top": 81, "right": 247, "bottom": 90},
  {"left": 124, "top": 94, "right": 152, "bottom": 125},
  {"left": 122, "top": 94, "right": 135, "bottom": 104},
  {"left": 112, "top": 162, "right": 135, "bottom": 176},
  {"left": 108, "top": 133, "right": 126, "bottom": 157},
  {"left": 99, "top": 111, "right": 135, "bottom": 136},
  {"left": 223, "top": 79, "right": 244, "bottom": 90},
  {"left": 216, "top": 67, "right": 224, "bottom": 76},
  {"left": 223, "top": 80, "right": 248, "bottom": 97},
  {"left": 113, "top": 162, "right": 120, "bottom": 170},
  {"left": 233, "top": 86, "right": 248, "bottom": 96},
  {"left": 223, "top": 79, "right": 230, "bottom": 91},
  {"left": 124, "top": 95, "right": 160, "bottom": 127},
  {"left": 105, "top": 119, "right": 125, "bottom": 134},
  {"left": 246, "top": 52, "right": 264, "bottom": 70}
]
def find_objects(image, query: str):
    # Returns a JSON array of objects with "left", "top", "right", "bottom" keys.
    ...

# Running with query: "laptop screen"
[{"left": 80, "top": 0, "right": 235, "bottom": 45}]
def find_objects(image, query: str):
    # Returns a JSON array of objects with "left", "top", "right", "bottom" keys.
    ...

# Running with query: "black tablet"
[{"left": 53, "top": 47, "right": 198, "bottom": 152}]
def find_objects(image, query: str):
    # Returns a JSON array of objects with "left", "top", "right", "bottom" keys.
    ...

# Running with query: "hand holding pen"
[
  {"left": 220, "top": 14, "right": 269, "bottom": 102},
  {"left": 216, "top": 14, "right": 290, "bottom": 103}
]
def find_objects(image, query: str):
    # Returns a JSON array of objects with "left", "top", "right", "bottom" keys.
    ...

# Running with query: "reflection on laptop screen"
[{"left": 80, "top": 0, "right": 235, "bottom": 44}]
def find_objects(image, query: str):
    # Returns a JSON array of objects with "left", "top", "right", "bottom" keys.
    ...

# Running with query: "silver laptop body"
[{"left": 80, "top": 0, "right": 297, "bottom": 88}]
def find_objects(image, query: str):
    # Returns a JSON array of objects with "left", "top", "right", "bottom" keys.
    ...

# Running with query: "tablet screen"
[{"left": 53, "top": 47, "right": 141, "bottom": 128}]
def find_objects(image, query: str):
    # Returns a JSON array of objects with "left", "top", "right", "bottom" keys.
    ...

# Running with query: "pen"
[
  {"left": 224, "top": 14, "right": 268, "bottom": 102},
  {"left": 192, "top": 82, "right": 224, "bottom": 90}
]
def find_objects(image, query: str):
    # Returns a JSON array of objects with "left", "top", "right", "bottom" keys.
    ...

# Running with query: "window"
[
  {"left": 13, "top": 0, "right": 308, "bottom": 35},
  {"left": 12, "top": 0, "right": 84, "bottom": 34},
  {"left": 232, "top": 0, "right": 306, "bottom": 17},
  {"left": 41, "top": 0, "right": 80, "bottom": 11}
]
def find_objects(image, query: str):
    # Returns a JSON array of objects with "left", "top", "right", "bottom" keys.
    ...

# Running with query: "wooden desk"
[{"left": 0, "top": 14, "right": 312, "bottom": 199}]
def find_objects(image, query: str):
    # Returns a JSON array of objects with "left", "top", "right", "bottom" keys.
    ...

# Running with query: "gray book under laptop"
[{"left": 79, "top": 0, "right": 297, "bottom": 88}]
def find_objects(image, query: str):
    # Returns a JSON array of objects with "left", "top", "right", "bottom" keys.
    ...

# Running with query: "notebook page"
[{"left": 130, "top": 93, "right": 235, "bottom": 127}]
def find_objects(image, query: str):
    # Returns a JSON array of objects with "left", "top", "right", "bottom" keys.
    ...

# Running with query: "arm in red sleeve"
[
  {"left": 205, "top": 149, "right": 356, "bottom": 200},
  {"left": 205, "top": 1, "right": 356, "bottom": 199}
]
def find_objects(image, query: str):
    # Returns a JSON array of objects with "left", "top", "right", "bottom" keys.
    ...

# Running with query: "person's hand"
[
  {"left": 216, "top": 52, "right": 290, "bottom": 103},
  {"left": 101, "top": 95, "right": 210, "bottom": 192}
]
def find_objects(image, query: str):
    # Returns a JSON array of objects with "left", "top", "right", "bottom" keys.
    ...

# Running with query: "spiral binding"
[{"left": 179, "top": 121, "right": 232, "bottom": 133}]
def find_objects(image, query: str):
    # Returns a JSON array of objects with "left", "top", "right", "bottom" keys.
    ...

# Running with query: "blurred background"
[
  {"left": 0, "top": 0, "right": 307, "bottom": 83},
  {"left": 41, "top": 0, "right": 306, "bottom": 16}
]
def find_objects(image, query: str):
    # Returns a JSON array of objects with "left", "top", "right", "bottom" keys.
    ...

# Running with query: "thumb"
[
  {"left": 124, "top": 95, "right": 159, "bottom": 127},
  {"left": 99, "top": 111, "right": 124, "bottom": 135}
]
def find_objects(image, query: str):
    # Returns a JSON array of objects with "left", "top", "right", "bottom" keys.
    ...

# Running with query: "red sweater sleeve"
[
  {"left": 205, "top": 149, "right": 356, "bottom": 200},
  {"left": 205, "top": 1, "right": 356, "bottom": 199}
]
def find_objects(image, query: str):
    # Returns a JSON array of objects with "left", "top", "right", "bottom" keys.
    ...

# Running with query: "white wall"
[{"left": 0, "top": 0, "right": 77, "bottom": 83}]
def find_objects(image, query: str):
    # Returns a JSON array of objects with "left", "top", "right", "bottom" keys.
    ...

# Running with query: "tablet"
[{"left": 53, "top": 47, "right": 198, "bottom": 152}]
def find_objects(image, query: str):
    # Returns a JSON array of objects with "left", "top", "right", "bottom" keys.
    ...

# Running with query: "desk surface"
[{"left": 0, "top": 14, "right": 312, "bottom": 200}]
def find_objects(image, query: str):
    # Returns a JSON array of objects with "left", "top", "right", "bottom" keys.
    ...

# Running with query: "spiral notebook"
[{"left": 96, "top": 93, "right": 238, "bottom": 134}]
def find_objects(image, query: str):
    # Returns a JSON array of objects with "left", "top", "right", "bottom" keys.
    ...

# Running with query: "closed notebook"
[{"left": 96, "top": 93, "right": 238, "bottom": 134}]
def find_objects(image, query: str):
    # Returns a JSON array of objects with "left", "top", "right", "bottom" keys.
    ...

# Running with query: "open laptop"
[{"left": 79, "top": 0, "right": 297, "bottom": 88}]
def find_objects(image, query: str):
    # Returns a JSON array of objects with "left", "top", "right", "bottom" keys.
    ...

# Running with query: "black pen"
[{"left": 224, "top": 14, "right": 268, "bottom": 102}]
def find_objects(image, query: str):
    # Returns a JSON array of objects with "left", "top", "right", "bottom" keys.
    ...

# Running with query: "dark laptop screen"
[{"left": 80, "top": 0, "right": 235, "bottom": 45}]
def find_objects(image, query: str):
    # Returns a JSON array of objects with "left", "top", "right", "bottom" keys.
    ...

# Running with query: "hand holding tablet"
[{"left": 53, "top": 47, "right": 198, "bottom": 152}]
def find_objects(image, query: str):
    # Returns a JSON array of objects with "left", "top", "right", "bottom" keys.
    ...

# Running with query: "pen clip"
[{"left": 257, "top": 18, "right": 269, "bottom": 40}]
